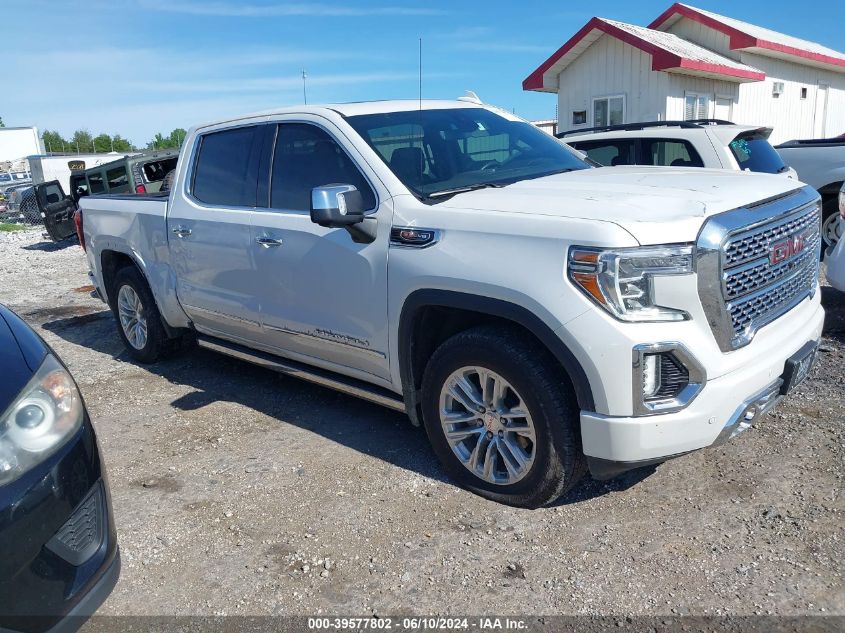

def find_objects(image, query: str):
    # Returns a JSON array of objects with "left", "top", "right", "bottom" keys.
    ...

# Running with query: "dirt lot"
[{"left": 1, "top": 228, "right": 843, "bottom": 618}]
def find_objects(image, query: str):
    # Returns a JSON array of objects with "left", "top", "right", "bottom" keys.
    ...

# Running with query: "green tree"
[
  {"left": 111, "top": 134, "right": 133, "bottom": 152},
  {"left": 71, "top": 129, "right": 94, "bottom": 153},
  {"left": 0, "top": 117, "right": 5, "bottom": 128},
  {"left": 42, "top": 130, "right": 67, "bottom": 153},
  {"left": 93, "top": 133, "right": 113, "bottom": 153},
  {"left": 147, "top": 128, "right": 187, "bottom": 150},
  {"left": 168, "top": 128, "right": 187, "bottom": 148}
]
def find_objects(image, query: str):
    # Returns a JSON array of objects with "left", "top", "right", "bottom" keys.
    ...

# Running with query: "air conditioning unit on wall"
[{"left": 772, "top": 82, "right": 785, "bottom": 96}]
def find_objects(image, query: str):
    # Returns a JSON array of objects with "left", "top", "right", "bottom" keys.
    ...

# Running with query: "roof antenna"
[{"left": 418, "top": 37, "right": 423, "bottom": 111}]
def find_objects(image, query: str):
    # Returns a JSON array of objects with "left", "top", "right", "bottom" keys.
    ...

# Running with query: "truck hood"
[{"left": 436, "top": 166, "right": 805, "bottom": 244}]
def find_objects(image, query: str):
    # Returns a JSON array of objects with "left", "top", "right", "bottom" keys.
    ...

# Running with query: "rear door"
[
  {"left": 166, "top": 122, "right": 269, "bottom": 342},
  {"left": 34, "top": 181, "right": 77, "bottom": 241}
]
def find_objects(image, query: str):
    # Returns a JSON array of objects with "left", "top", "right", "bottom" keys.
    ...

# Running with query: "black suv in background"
[{"left": 0, "top": 305, "right": 119, "bottom": 633}]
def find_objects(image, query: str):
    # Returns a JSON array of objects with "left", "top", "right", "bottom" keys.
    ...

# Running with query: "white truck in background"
[
  {"left": 74, "top": 100, "right": 824, "bottom": 507},
  {"left": 775, "top": 138, "right": 845, "bottom": 252}
]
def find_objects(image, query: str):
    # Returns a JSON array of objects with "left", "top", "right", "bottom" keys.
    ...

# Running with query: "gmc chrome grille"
[{"left": 696, "top": 187, "right": 821, "bottom": 352}]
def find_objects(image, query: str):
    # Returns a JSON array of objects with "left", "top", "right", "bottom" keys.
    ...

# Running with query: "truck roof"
[{"left": 190, "top": 99, "right": 499, "bottom": 132}]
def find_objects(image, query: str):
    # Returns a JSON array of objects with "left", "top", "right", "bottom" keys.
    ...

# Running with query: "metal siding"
[
  {"left": 664, "top": 17, "right": 738, "bottom": 61},
  {"left": 734, "top": 52, "right": 845, "bottom": 142},
  {"left": 556, "top": 33, "right": 670, "bottom": 131}
]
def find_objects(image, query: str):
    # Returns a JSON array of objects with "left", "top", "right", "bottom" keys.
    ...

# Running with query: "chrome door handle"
[
  {"left": 171, "top": 227, "right": 192, "bottom": 238},
  {"left": 255, "top": 236, "right": 283, "bottom": 248}
]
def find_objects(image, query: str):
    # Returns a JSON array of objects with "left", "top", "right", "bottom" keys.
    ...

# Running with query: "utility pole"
[{"left": 302, "top": 69, "right": 307, "bottom": 105}]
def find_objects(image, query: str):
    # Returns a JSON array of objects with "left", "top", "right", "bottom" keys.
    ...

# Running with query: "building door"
[{"left": 814, "top": 83, "right": 829, "bottom": 138}]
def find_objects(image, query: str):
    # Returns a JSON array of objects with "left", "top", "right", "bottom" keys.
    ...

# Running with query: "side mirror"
[{"left": 310, "top": 184, "right": 365, "bottom": 228}]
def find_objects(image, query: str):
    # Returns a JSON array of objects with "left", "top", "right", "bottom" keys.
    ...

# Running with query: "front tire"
[
  {"left": 420, "top": 325, "right": 586, "bottom": 508},
  {"left": 821, "top": 197, "right": 842, "bottom": 258},
  {"left": 111, "top": 266, "right": 171, "bottom": 363}
]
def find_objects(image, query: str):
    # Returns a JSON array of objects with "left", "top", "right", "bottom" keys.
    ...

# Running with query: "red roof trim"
[
  {"left": 523, "top": 17, "right": 606, "bottom": 91},
  {"left": 669, "top": 58, "right": 764, "bottom": 81},
  {"left": 523, "top": 16, "right": 763, "bottom": 91},
  {"left": 649, "top": 3, "right": 845, "bottom": 70}
]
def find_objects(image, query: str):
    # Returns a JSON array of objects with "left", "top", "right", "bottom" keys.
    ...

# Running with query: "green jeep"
[{"left": 81, "top": 149, "right": 179, "bottom": 197}]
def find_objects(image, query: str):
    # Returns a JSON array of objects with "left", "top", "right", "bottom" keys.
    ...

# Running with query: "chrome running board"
[{"left": 196, "top": 335, "right": 406, "bottom": 412}]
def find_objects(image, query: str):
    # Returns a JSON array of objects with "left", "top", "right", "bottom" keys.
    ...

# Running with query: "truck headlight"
[
  {"left": 0, "top": 355, "right": 83, "bottom": 485},
  {"left": 568, "top": 245, "right": 694, "bottom": 322}
]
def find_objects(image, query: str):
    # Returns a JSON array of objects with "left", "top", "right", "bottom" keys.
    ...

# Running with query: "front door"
[
  {"left": 250, "top": 120, "right": 392, "bottom": 380},
  {"left": 167, "top": 123, "right": 269, "bottom": 342},
  {"left": 34, "top": 181, "right": 77, "bottom": 242}
]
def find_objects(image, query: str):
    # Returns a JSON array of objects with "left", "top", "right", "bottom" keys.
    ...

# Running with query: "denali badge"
[{"left": 770, "top": 233, "right": 806, "bottom": 265}]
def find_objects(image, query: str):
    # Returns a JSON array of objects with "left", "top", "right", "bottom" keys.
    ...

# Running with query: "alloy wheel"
[{"left": 438, "top": 366, "right": 536, "bottom": 486}]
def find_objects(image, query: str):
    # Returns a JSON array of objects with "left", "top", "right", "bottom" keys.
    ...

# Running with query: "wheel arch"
[
  {"left": 397, "top": 289, "right": 595, "bottom": 426},
  {"left": 100, "top": 247, "right": 186, "bottom": 339}
]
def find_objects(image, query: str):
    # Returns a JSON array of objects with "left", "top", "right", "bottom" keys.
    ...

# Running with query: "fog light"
[
  {"left": 632, "top": 343, "right": 706, "bottom": 416},
  {"left": 642, "top": 354, "right": 660, "bottom": 398}
]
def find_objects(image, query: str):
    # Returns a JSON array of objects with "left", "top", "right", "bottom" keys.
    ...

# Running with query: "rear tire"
[
  {"left": 420, "top": 325, "right": 586, "bottom": 508},
  {"left": 111, "top": 266, "right": 172, "bottom": 363}
]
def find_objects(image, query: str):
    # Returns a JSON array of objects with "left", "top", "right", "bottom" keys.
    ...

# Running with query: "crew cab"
[{"left": 77, "top": 100, "right": 824, "bottom": 508}]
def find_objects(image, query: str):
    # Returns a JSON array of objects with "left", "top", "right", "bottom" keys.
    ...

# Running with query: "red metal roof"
[
  {"left": 649, "top": 3, "right": 845, "bottom": 72},
  {"left": 523, "top": 16, "right": 765, "bottom": 92}
]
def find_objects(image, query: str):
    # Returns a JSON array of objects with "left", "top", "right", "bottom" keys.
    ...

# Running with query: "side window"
[
  {"left": 42, "top": 183, "right": 63, "bottom": 204},
  {"left": 643, "top": 139, "right": 704, "bottom": 168},
  {"left": 193, "top": 126, "right": 260, "bottom": 207},
  {"left": 88, "top": 172, "right": 105, "bottom": 194},
  {"left": 570, "top": 140, "right": 635, "bottom": 166},
  {"left": 270, "top": 123, "right": 376, "bottom": 212},
  {"left": 107, "top": 166, "right": 129, "bottom": 190}
]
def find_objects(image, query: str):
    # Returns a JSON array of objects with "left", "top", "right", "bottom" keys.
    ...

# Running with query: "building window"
[
  {"left": 800, "top": 87, "right": 808, "bottom": 99},
  {"left": 572, "top": 110, "right": 587, "bottom": 125},
  {"left": 592, "top": 95, "right": 624, "bottom": 127},
  {"left": 684, "top": 92, "right": 710, "bottom": 120}
]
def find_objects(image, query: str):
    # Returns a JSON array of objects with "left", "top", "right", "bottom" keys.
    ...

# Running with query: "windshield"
[
  {"left": 729, "top": 132, "right": 787, "bottom": 174},
  {"left": 346, "top": 107, "right": 591, "bottom": 198}
]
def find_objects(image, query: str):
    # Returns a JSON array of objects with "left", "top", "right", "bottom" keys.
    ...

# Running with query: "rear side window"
[
  {"left": 42, "top": 183, "right": 63, "bottom": 204},
  {"left": 729, "top": 132, "right": 786, "bottom": 174},
  {"left": 193, "top": 126, "right": 261, "bottom": 207},
  {"left": 569, "top": 140, "right": 636, "bottom": 166},
  {"left": 642, "top": 139, "right": 704, "bottom": 167},
  {"left": 270, "top": 123, "right": 375, "bottom": 212},
  {"left": 88, "top": 172, "right": 105, "bottom": 194},
  {"left": 107, "top": 166, "right": 128, "bottom": 190}
]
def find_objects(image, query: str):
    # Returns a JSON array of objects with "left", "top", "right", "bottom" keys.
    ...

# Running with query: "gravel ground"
[{"left": 0, "top": 228, "right": 842, "bottom": 618}]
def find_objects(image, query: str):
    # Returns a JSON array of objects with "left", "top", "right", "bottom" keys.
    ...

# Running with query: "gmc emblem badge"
[{"left": 770, "top": 234, "right": 806, "bottom": 265}]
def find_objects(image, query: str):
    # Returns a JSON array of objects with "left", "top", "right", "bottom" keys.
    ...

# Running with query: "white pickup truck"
[
  {"left": 775, "top": 138, "right": 845, "bottom": 252},
  {"left": 76, "top": 100, "right": 825, "bottom": 507}
]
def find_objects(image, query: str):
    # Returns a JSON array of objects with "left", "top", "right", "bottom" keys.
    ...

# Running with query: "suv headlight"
[
  {"left": 568, "top": 245, "right": 695, "bottom": 322},
  {"left": 0, "top": 355, "right": 83, "bottom": 485}
]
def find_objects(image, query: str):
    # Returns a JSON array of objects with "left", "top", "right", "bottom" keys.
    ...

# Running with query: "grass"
[{"left": 0, "top": 222, "right": 27, "bottom": 232}]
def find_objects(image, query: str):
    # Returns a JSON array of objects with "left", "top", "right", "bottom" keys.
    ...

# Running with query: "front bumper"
[{"left": 579, "top": 297, "right": 824, "bottom": 475}]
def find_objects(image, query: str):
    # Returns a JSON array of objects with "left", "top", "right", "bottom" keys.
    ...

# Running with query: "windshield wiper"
[{"left": 426, "top": 182, "right": 506, "bottom": 199}]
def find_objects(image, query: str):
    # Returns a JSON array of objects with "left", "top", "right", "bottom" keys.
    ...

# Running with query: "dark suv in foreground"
[{"left": 0, "top": 305, "right": 119, "bottom": 633}]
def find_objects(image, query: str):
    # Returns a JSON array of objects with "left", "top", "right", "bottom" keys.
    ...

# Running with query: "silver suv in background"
[{"left": 561, "top": 120, "right": 797, "bottom": 178}]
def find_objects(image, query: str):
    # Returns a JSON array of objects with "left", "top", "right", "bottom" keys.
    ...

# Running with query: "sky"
[{"left": 2, "top": 0, "right": 843, "bottom": 147}]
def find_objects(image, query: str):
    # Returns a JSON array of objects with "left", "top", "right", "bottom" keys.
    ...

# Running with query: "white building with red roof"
[{"left": 524, "top": 3, "right": 845, "bottom": 142}]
